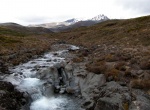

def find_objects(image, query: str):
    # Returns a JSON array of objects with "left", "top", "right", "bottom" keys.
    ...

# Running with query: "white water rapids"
[{"left": 3, "top": 45, "right": 83, "bottom": 110}]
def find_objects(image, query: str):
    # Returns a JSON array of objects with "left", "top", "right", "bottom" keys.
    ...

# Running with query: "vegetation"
[
  {"left": 0, "top": 15, "right": 150, "bottom": 88},
  {"left": 130, "top": 79, "right": 150, "bottom": 90},
  {"left": 0, "top": 25, "right": 54, "bottom": 66}
]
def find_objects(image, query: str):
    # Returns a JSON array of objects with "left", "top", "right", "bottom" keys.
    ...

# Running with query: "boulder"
[
  {"left": 129, "top": 89, "right": 150, "bottom": 110},
  {"left": 79, "top": 73, "right": 106, "bottom": 98},
  {"left": 129, "top": 96, "right": 150, "bottom": 110},
  {"left": 94, "top": 94, "right": 121, "bottom": 110},
  {"left": 66, "top": 86, "right": 75, "bottom": 94},
  {"left": 0, "top": 81, "right": 29, "bottom": 110},
  {"left": 89, "top": 81, "right": 132, "bottom": 110}
]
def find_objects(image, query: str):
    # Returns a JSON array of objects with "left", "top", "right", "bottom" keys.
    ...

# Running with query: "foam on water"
[
  {"left": 18, "top": 78, "right": 42, "bottom": 88},
  {"left": 30, "top": 97, "right": 67, "bottom": 110},
  {"left": 3, "top": 44, "right": 83, "bottom": 110},
  {"left": 70, "top": 45, "right": 79, "bottom": 50}
]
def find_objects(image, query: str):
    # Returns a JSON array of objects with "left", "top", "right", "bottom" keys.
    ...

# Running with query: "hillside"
[
  {"left": 0, "top": 23, "right": 54, "bottom": 73},
  {"left": 0, "top": 15, "right": 150, "bottom": 110},
  {"left": 55, "top": 15, "right": 150, "bottom": 93},
  {"left": 54, "top": 16, "right": 150, "bottom": 109},
  {"left": 0, "top": 23, "right": 53, "bottom": 35},
  {"left": 55, "top": 15, "right": 150, "bottom": 46},
  {"left": 29, "top": 14, "right": 109, "bottom": 32}
]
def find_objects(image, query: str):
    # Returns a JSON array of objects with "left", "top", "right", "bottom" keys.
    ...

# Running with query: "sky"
[{"left": 0, "top": 0, "right": 150, "bottom": 25}]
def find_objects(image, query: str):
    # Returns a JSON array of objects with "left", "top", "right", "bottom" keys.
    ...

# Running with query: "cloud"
[
  {"left": 0, "top": 0, "right": 150, "bottom": 25},
  {"left": 17, "top": 15, "right": 73, "bottom": 25},
  {"left": 115, "top": 0, "right": 150, "bottom": 15}
]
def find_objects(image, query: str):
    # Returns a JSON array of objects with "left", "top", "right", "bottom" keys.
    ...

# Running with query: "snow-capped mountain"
[
  {"left": 65, "top": 18, "right": 79, "bottom": 24},
  {"left": 65, "top": 14, "right": 109, "bottom": 24},
  {"left": 29, "top": 14, "right": 109, "bottom": 31},
  {"left": 91, "top": 14, "right": 109, "bottom": 21}
]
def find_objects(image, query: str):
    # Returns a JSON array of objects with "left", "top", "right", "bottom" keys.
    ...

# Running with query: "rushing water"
[{"left": 4, "top": 45, "right": 84, "bottom": 110}]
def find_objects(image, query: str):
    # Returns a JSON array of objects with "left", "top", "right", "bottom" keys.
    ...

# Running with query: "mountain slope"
[
  {"left": 56, "top": 15, "right": 150, "bottom": 46},
  {"left": 0, "top": 23, "right": 53, "bottom": 35},
  {"left": 0, "top": 23, "right": 54, "bottom": 67},
  {"left": 91, "top": 14, "right": 109, "bottom": 21},
  {"left": 29, "top": 14, "right": 109, "bottom": 32}
]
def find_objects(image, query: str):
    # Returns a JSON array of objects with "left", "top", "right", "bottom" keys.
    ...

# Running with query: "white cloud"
[{"left": 0, "top": 0, "right": 150, "bottom": 25}]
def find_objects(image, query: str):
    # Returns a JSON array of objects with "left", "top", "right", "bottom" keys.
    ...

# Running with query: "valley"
[{"left": 0, "top": 15, "right": 150, "bottom": 110}]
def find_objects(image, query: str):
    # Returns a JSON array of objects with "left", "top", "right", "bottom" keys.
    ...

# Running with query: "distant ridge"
[
  {"left": 0, "top": 22, "right": 53, "bottom": 35},
  {"left": 29, "top": 14, "right": 109, "bottom": 32}
]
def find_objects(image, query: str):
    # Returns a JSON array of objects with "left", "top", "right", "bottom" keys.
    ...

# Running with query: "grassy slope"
[
  {"left": 0, "top": 25, "right": 54, "bottom": 66},
  {"left": 55, "top": 15, "right": 150, "bottom": 47},
  {"left": 0, "top": 15, "right": 150, "bottom": 72},
  {"left": 55, "top": 16, "right": 150, "bottom": 90}
]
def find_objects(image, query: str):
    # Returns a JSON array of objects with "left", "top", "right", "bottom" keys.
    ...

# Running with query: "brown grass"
[
  {"left": 115, "top": 61, "right": 126, "bottom": 71},
  {"left": 0, "top": 26, "right": 54, "bottom": 67},
  {"left": 72, "top": 57, "right": 84, "bottom": 63},
  {"left": 140, "top": 60, "right": 150, "bottom": 70},
  {"left": 105, "top": 54, "right": 118, "bottom": 62},
  {"left": 55, "top": 15, "right": 150, "bottom": 47},
  {"left": 130, "top": 79, "right": 150, "bottom": 90},
  {"left": 105, "top": 68, "right": 120, "bottom": 81},
  {"left": 86, "top": 61, "right": 107, "bottom": 74}
]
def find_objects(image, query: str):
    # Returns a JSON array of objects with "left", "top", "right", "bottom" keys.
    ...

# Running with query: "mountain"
[
  {"left": 91, "top": 14, "right": 109, "bottom": 21},
  {"left": 29, "top": 14, "right": 109, "bottom": 32},
  {"left": 0, "top": 22, "right": 53, "bottom": 35},
  {"left": 65, "top": 18, "right": 79, "bottom": 24}
]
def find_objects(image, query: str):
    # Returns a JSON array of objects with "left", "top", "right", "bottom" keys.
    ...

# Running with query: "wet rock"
[
  {"left": 34, "top": 65, "right": 40, "bottom": 69},
  {"left": 53, "top": 59, "right": 57, "bottom": 62},
  {"left": 46, "top": 59, "right": 52, "bottom": 62},
  {"left": 30, "top": 61, "right": 36, "bottom": 64},
  {"left": 0, "top": 81, "right": 28, "bottom": 110},
  {"left": 59, "top": 88, "right": 66, "bottom": 94},
  {"left": 82, "top": 100, "right": 94, "bottom": 110},
  {"left": 66, "top": 86, "right": 75, "bottom": 94},
  {"left": 65, "top": 61, "right": 73, "bottom": 78},
  {"left": 36, "top": 66, "right": 58, "bottom": 80},
  {"left": 43, "top": 83, "right": 54, "bottom": 97},
  {"left": 53, "top": 53, "right": 58, "bottom": 56}
]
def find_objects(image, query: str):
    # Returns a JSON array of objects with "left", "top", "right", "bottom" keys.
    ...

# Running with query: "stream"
[{"left": 3, "top": 44, "right": 84, "bottom": 110}]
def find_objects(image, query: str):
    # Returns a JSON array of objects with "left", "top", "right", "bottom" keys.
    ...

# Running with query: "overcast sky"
[{"left": 0, "top": 0, "right": 150, "bottom": 25}]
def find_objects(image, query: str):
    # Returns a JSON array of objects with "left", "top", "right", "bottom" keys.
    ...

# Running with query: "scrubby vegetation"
[
  {"left": 0, "top": 16, "right": 150, "bottom": 92},
  {"left": 52, "top": 15, "right": 150, "bottom": 92},
  {"left": 0, "top": 25, "right": 54, "bottom": 68}
]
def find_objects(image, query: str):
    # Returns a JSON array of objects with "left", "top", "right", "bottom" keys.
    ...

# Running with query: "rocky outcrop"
[
  {"left": 82, "top": 81, "right": 150, "bottom": 110},
  {"left": 129, "top": 89, "right": 150, "bottom": 110},
  {"left": 0, "top": 81, "right": 30, "bottom": 110},
  {"left": 94, "top": 81, "right": 131, "bottom": 110},
  {"left": 36, "top": 61, "right": 71, "bottom": 94}
]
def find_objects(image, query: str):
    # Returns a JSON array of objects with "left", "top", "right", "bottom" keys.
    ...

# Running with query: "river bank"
[
  {"left": 0, "top": 43, "right": 150, "bottom": 110},
  {"left": 1, "top": 44, "right": 85, "bottom": 110}
]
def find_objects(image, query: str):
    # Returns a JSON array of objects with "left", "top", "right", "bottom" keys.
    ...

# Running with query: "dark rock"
[
  {"left": 129, "top": 89, "right": 150, "bottom": 110},
  {"left": 66, "top": 86, "right": 75, "bottom": 94},
  {"left": 92, "top": 82, "right": 131, "bottom": 110},
  {"left": 82, "top": 100, "right": 94, "bottom": 110},
  {"left": 0, "top": 81, "right": 28, "bottom": 110},
  {"left": 94, "top": 97, "right": 120, "bottom": 110}
]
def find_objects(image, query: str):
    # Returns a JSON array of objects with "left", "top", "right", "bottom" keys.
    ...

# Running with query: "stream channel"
[{"left": 3, "top": 44, "right": 84, "bottom": 110}]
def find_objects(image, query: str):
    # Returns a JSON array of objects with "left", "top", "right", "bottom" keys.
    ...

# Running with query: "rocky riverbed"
[{"left": 0, "top": 43, "right": 150, "bottom": 110}]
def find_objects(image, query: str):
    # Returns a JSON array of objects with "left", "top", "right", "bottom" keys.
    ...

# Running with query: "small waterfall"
[{"left": 3, "top": 44, "right": 84, "bottom": 110}]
